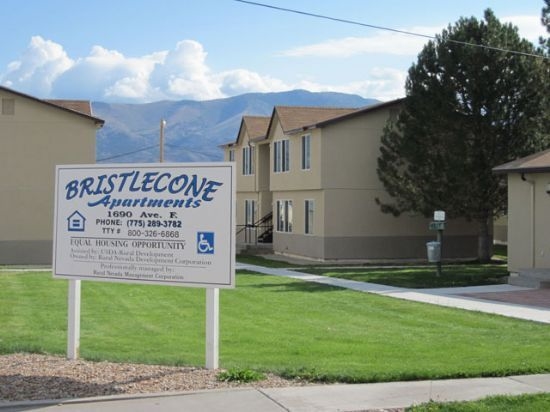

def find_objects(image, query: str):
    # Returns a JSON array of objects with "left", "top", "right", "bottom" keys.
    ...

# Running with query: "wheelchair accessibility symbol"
[{"left": 197, "top": 232, "right": 215, "bottom": 254}]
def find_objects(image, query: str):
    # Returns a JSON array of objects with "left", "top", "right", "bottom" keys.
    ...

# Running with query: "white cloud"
[
  {"left": 0, "top": 36, "right": 407, "bottom": 103},
  {"left": 150, "top": 40, "right": 224, "bottom": 100},
  {"left": 503, "top": 15, "right": 547, "bottom": 43},
  {"left": 1, "top": 36, "right": 73, "bottom": 95},
  {"left": 216, "top": 69, "right": 288, "bottom": 96},
  {"left": 294, "top": 67, "right": 406, "bottom": 101},
  {"left": 280, "top": 26, "right": 441, "bottom": 58},
  {"left": 52, "top": 45, "right": 164, "bottom": 101}
]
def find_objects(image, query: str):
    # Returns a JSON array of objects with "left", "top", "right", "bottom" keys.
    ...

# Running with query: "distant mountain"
[{"left": 93, "top": 90, "right": 378, "bottom": 163}]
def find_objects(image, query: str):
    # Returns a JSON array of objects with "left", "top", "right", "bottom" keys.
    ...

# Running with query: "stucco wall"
[
  {"left": 507, "top": 172, "right": 550, "bottom": 272},
  {"left": 0, "top": 91, "right": 98, "bottom": 264}
]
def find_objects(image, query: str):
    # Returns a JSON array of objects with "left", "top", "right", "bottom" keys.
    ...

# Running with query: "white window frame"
[
  {"left": 276, "top": 200, "right": 293, "bottom": 232},
  {"left": 274, "top": 139, "right": 290, "bottom": 173},
  {"left": 301, "top": 134, "right": 311, "bottom": 170},
  {"left": 305, "top": 200, "right": 314, "bottom": 235},
  {"left": 228, "top": 149, "right": 235, "bottom": 162},
  {"left": 242, "top": 146, "right": 254, "bottom": 175},
  {"left": 245, "top": 199, "right": 256, "bottom": 226}
]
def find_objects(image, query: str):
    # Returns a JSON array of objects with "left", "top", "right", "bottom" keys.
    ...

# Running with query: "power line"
[
  {"left": 234, "top": 0, "right": 548, "bottom": 60},
  {"left": 96, "top": 143, "right": 160, "bottom": 162},
  {"left": 96, "top": 142, "right": 219, "bottom": 163}
]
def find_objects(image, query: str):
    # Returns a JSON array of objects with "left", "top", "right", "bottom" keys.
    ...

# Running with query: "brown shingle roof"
[
  {"left": 493, "top": 148, "right": 550, "bottom": 174},
  {"left": 275, "top": 106, "right": 358, "bottom": 134},
  {"left": 0, "top": 85, "right": 104, "bottom": 126},
  {"left": 243, "top": 116, "right": 270, "bottom": 141},
  {"left": 45, "top": 99, "right": 93, "bottom": 116}
]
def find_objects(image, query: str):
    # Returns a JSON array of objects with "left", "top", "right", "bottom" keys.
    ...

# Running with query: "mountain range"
[{"left": 92, "top": 90, "right": 378, "bottom": 163}]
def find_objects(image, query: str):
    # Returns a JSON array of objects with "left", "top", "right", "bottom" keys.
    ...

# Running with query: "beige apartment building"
[
  {"left": 494, "top": 149, "right": 550, "bottom": 285},
  {"left": 0, "top": 86, "right": 104, "bottom": 264},
  {"left": 224, "top": 100, "right": 480, "bottom": 262}
]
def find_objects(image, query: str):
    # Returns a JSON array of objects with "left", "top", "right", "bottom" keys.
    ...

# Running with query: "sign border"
[{"left": 52, "top": 162, "right": 235, "bottom": 289}]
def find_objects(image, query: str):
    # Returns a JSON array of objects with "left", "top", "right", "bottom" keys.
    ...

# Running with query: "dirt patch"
[{"left": 0, "top": 354, "right": 309, "bottom": 402}]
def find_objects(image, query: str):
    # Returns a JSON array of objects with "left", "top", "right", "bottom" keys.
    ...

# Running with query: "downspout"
[{"left": 521, "top": 173, "right": 536, "bottom": 268}]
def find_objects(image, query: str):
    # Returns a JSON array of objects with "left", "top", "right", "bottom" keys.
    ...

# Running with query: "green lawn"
[
  {"left": 1, "top": 270, "right": 549, "bottom": 383},
  {"left": 236, "top": 254, "right": 305, "bottom": 268},
  {"left": 408, "top": 392, "right": 550, "bottom": 411},
  {"left": 302, "top": 264, "right": 509, "bottom": 288}
]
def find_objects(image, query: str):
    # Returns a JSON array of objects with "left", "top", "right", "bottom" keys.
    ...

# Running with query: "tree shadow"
[
  {"left": 240, "top": 279, "right": 345, "bottom": 293},
  {"left": 0, "top": 368, "right": 188, "bottom": 404}
]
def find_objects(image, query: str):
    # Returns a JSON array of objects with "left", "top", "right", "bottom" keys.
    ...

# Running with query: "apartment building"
[{"left": 223, "top": 100, "right": 479, "bottom": 262}]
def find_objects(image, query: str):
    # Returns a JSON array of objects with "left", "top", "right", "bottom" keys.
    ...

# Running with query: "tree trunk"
[{"left": 477, "top": 216, "right": 492, "bottom": 263}]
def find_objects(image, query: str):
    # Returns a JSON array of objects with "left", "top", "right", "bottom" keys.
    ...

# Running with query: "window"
[
  {"left": 245, "top": 199, "right": 256, "bottom": 226},
  {"left": 276, "top": 200, "right": 293, "bottom": 232},
  {"left": 305, "top": 200, "right": 314, "bottom": 234},
  {"left": 228, "top": 149, "right": 235, "bottom": 162},
  {"left": 1, "top": 98, "right": 15, "bottom": 115},
  {"left": 273, "top": 139, "right": 290, "bottom": 172},
  {"left": 242, "top": 146, "right": 254, "bottom": 175},
  {"left": 301, "top": 134, "right": 311, "bottom": 170}
]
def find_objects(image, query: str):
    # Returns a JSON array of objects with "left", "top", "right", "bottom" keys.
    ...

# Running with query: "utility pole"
[{"left": 159, "top": 119, "right": 166, "bottom": 162}]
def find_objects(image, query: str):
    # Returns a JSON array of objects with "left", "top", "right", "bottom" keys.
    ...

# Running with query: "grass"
[
  {"left": 301, "top": 264, "right": 509, "bottom": 288},
  {"left": 408, "top": 392, "right": 550, "bottom": 411},
  {"left": 1, "top": 270, "right": 550, "bottom": 384},
  {"left": 236, "top": 254, "right": 304, "bottom": 268},
  {"left": 492, "top": 244, "right": 508, "bottom": 261}
]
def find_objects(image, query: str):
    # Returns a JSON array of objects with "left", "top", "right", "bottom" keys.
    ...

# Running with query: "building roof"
[
  {"left": 45, "top": 99, "right": 93, "bottom": 116},
  {"left": 314, "top": 98, "right": 404, "bottom": 129},
  {"left": 0, "top": 85, "right": 104, "bottom": 127},
  {"left": 244, "top": 116, "right": 271, "bottom": 142},
  {"left": 275, "top": 106, "right": 358, "bottom": 134},
  {"left": 221, "top": 98, "right": 405, "bottom": 149},
  {"left": 275, "top": 98, "right": 404, "bottom": 135},
  {"left": 493, "top": 148, "right": 550, "bottom": 174}
]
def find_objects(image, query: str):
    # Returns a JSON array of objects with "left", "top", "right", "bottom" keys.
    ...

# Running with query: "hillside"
[{"left": 93, "top": 90, "right": 378, "bottom": 163}]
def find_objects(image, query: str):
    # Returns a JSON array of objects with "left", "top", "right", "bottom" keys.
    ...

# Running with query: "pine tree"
[{"left": 377, "top": 9, "right": 549, "bottom": 262}]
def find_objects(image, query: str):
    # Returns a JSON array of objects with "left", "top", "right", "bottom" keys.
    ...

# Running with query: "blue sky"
[{"left": 0, "top": 0, "right": 546, "bottom": 103}]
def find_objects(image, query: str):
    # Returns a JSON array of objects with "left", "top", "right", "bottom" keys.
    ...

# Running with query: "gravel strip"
[{"left": 0, "top": 353, "right": 308, "bottom": 402}]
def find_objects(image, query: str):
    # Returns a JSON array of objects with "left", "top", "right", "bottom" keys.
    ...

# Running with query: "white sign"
[
  {"left": 53, "top": 163, "right": 235, "bottom": 288},
  {"left": 433, "top": 210, "right": 446, "bottom": 222}
]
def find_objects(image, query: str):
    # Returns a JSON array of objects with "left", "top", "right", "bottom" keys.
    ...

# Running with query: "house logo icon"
[{"left": 67, "top": 211, "right": 86, "bottom": 232}]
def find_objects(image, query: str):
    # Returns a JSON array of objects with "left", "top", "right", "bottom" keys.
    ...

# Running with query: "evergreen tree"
[
  {"left": 541, "top": 0, "right": 550, "bottom": 52},
  {"left": 377, "top": 9, "right": 549, "bottom": 262}
]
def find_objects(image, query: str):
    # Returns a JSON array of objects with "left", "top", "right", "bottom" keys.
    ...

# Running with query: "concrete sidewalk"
[
  {"left": 238, "top": 263, "right": 550, "bottom": 324},
  {"left": 3, "top": 373, "right": 550, "bottom": 411}
]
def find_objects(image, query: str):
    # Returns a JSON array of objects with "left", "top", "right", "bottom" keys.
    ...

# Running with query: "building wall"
[
  {"left": 271, "top": 105, "right": 479, "bottom": 261},
  {"left": 507, "top": 172, "right": 550, "bottom": 272},
  {"left": 233, "top": 130, "right": 255, "bottom": 193},
  {"left": 0, "top": 91, "right": 98, "bottom": 264}
]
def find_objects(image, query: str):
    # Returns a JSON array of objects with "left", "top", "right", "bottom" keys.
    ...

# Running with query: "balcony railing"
[{"left": 237, "top": 212, "right": 273, "bottom": 245}]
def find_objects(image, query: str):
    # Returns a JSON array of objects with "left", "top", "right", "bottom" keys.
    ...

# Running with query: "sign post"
[
  {"left": 53, "top": 163, "right": 235, "bottom": 369},
  {"left": 67, "top": 279, "right": 81, "bottom": 360},
  {"left": 206, "top": 288, "right": 219, "bottom": 369},
  {"left": 428, "top": 210, "right": 445, "bottom": 277}
]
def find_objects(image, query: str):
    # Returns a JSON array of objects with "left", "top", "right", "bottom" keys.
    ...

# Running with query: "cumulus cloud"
[
  {"left": 0, "top": 35, "right": 409, "bottom": 103},
  {"left": 149, "top": 40, "right": 224, "bottom": 100},
  {"left": 53, "top": 45, "right": 165, "bottom": 101},
  {"left": 1, "top": 36, "right": 74, "bottom": 96},
  {"left": 1, "top": 37, "right": 295, "bottom": 102}
]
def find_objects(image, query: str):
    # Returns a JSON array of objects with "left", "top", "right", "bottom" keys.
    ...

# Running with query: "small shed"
[{"left": 493, "top": 149, "right": 550, "bottom": 287}]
